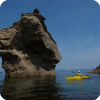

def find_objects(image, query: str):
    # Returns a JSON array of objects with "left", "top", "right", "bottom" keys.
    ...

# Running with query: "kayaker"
[{"left": 76, "top": 71, "right": 83, "bottom": 76}]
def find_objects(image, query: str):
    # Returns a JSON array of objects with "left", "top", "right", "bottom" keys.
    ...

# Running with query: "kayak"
[{"left": 65, "top": 75, "right": 89, "bottom": 80}]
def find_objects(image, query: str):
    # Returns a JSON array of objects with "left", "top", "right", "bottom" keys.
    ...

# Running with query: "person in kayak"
[{"left": 76, "top": 71, "right": 83, "bottom": 76}]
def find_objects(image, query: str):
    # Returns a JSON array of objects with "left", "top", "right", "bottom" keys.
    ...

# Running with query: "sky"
[{"left": 0, "top": 0, "right": 100, "bottom": 71}]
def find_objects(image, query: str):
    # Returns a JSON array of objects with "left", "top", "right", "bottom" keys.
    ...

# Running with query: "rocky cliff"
[
  {"left": 88, "top": 64, "right": 100, "bottom": 74},
  {"left": 0, "top": 9, "right": 61, "bottom": 77}
]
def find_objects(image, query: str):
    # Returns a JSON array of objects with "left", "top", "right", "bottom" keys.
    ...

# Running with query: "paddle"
[{"left": 70, "top": 70, "right": 77, "bottom": 75}]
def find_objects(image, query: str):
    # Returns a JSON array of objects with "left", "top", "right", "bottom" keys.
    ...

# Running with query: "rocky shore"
[{"left": 88, "top": 64, "right": 100, "bottom": 74}]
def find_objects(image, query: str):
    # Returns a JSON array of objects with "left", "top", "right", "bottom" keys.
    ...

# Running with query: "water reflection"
[
  {"left": 66, "top": 79, "right": 83, "bottom": 86},
  {"left": 1, "top": 76, "right": 67, "bottom": 100}
]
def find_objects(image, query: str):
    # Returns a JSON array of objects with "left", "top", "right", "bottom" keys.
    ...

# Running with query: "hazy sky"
[{"left": 0, "top": 0, "right": 100, "bottom": 71}]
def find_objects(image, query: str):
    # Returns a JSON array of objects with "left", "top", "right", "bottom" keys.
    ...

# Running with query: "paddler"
[{"left": 76, "top": 71, "right": 83, "bottom": 76}]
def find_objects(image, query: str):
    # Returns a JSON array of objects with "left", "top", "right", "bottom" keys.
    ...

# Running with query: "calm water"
[{"left": 0, "top": 69, "right": 100, "bottom": 100}]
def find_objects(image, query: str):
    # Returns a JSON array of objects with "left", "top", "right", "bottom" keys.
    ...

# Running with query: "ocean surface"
[{"left": 0, "top": 69, "right": 100, "bottom": 100}]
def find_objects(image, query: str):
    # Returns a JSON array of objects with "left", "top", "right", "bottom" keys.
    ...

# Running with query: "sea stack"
[
  {"left": 88, "top": 64, "right": 100, "bottom": 74},
  {"left": 0, "top": 9, "right": 61, "bottom": 77}
]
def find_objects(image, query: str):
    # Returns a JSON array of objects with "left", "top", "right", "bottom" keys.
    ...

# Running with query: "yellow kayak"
[{"left": 65, "top": 75, "right": 89, "bottom": 80}]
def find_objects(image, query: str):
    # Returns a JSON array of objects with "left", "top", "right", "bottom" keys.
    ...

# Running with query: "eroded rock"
[{"left": 0, "top": 9, "right": 61, "bottom": 77}]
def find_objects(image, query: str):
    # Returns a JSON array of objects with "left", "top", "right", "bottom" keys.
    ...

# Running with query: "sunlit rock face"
[
  {"left": 0, "top": 9, "right": 61, "bottom": 77},
  {"left": 88, "top": 64, "right": 100, "bottom": 74}
]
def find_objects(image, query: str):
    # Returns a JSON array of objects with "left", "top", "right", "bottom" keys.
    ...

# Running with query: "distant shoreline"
[{"left": 0, "top": 72, "right": 3, "bottom": 74}]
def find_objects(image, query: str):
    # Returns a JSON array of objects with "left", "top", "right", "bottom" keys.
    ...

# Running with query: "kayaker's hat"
[{"left": 78, "top": 71, "right": 80, "bottom": 73}]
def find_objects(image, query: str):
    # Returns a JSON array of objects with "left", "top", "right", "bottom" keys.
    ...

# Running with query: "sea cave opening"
[{"left": 0, "top": 57, "right": 5, "bottom": 74}]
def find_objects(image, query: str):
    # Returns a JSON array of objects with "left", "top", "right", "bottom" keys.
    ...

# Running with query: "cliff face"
[
  {"left": 0, "top": 9, "right": 61, "bottom": 77},
  {"left": 88, "top": 64, "right": 100, "bottom": 74}
]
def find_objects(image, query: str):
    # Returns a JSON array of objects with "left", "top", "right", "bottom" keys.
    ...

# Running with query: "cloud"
[{"left": 86, "top": 34, "right": 94, "bottom": 43}]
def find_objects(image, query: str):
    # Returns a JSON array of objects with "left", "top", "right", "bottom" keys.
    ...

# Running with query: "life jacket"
[{"left": 77, "top": 73, "right": 81, "bottom": 76}]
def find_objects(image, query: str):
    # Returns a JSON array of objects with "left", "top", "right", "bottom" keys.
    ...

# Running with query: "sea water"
[{"left": 0, "top": 69, "right": 100, "bottom": 100}]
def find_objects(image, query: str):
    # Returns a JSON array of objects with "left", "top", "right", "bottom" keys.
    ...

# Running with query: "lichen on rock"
[{"left": 0, "top": 9, "right": 61, "bottom": 77}]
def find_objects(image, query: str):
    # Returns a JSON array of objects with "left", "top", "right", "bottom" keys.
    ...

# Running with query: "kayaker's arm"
[
  {"left": 80, "top": 73, "right": 83, "bottom": 76},
  {"left": 76, "top": 74, "right": 78, "bottom": 76},
  {"left": 70, "top": 70, "right": 77, "bottom": 74}
]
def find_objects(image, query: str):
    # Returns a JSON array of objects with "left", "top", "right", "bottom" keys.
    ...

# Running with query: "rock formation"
[
  {"left": 88, "top": 64, "right": 100, "bottom": 74},
  {"left": 0, "top": 9, "right": 61, "bottom": 77}
]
